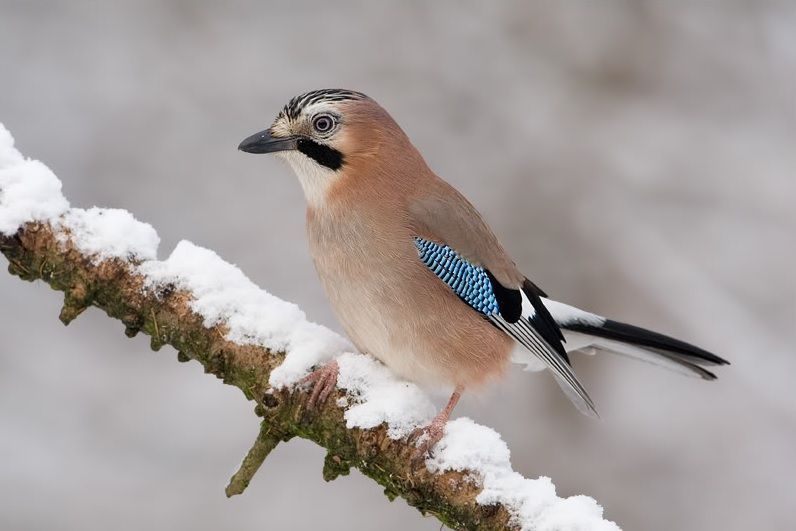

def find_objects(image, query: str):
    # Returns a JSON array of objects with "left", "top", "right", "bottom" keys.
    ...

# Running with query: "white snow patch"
[
  {"left": 428, "top": 418, "right": 620, "bottom": 531},
  {"left": 139, "top": 240, "right": 351, "bottom": 373},
  {"left": 0, "top": 123, "right": 155, "bottom": 265},
  {"left": 0, "top": 123, "right": 69, "bottom": 235},
  {"left": 336, "top": 352, "right": 436, "bottom": 439},
  {"left": 56, "top": 207, "right": 160, "bottom": 262}
]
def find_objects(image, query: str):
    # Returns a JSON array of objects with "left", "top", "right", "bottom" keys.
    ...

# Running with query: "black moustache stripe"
[{"left": 296, "top": 138, "right": 344, "bottom": 170}]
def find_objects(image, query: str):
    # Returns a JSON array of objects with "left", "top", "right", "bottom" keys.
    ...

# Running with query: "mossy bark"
[{"left": 1, "top": 222, "right": 515, "bottom": 530}]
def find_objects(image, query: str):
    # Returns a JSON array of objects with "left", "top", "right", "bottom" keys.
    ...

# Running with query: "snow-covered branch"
[{"left": 0, "top": 123, "right": 619, "bottom": 531}]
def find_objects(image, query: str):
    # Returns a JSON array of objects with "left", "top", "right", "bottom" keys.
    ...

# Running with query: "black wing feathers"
[
  {"left": 522, "top": 277, "right": 548, "bottom": 298},
  {"left": 521, "top": 279, "right": 569, "bottom": 364},
  {"left": 484, "top": 270, "right": 522, "bottom": 323},
  {"left": 483, "top": 272, "right": 570, "bottom": 364},
  {"left": 480, "top": 270, "right": 597, "bottom": 416}
]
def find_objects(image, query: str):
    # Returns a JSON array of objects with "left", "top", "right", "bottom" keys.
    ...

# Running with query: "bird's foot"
[
  {"left": 300, "top": 359, "right": 339, "bottom": 409},
  {"left": 407, "top": 387, "right": 462, "bottom": 463},
  {"left": 408, "top": 414, "right": 448, "bottom": 461}
]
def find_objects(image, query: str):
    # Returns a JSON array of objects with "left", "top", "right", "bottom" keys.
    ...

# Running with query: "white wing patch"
[
  {"left": 541, "top": 297, "right": 605, "bottom": 327},
  {"left": 520, "top": 290, "right": 536, "bottom": 319}
]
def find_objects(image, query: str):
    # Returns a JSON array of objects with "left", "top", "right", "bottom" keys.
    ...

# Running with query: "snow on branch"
[{"left": 0, "top": 122, "right": 619, "bottom": 531}]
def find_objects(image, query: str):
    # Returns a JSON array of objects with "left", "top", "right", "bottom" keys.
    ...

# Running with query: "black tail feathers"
[{"left": 561, "top": 319, "right": 729, "bottom": 378}]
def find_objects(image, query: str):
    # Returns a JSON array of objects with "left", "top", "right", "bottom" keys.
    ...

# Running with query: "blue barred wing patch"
[{"left": 413, "top": 237, "right": 499, "bottom": 316}]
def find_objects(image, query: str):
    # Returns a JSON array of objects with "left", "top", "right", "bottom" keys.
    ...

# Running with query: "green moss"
[{"left": 322, "top": 452, "right": 353, "bottom": 482}]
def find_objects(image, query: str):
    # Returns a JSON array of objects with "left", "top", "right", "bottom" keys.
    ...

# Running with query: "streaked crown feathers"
[{"left": 278, "top": 89, "right": 368, "bottom": 121}]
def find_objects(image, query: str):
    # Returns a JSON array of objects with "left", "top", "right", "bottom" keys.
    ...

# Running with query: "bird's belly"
[{"left": 314, "top": 250, "right": 513, "bottom": 390}]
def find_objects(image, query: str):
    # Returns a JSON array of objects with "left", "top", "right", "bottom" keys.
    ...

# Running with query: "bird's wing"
[
  {"left": 408, "top": 181, "right": 596, "bottom": 415},
  {"left": 412, "top": 236, "right": 597, "bottom": 418},
  {"left": 408, "top": 178, "right": 564, "bottom": 352},
  {"left": 409, "top": 179, "right": 525, "bottom": 289}
]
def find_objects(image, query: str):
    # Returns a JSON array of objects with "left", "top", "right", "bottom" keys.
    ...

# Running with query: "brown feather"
[{"left": 306, "top": 98, "right": 515, "bottom": 390}]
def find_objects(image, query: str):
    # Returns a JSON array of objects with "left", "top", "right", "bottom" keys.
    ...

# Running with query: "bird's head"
[{"left": 239, "top": 89, "right": 405, "bottom": 206}]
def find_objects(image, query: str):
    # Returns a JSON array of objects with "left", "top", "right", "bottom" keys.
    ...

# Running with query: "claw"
[
  {"left": 408, "top": 419, "right": 446, "bottom": 463},
  {"left": 406, "top": 386, "right": 463, "bottom": 464},
  {"left": 300, "top": 360, "right": 339, "bottom": 409}
]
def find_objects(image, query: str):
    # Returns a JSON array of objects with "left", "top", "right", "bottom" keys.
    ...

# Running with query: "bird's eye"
[{"left": 312, "top": 114, "right": 336, "bottom": 134}]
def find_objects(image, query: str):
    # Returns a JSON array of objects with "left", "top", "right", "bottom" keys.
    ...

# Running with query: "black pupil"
[{"left": 315, "top": 116, "right": 332, "bottom": 132}]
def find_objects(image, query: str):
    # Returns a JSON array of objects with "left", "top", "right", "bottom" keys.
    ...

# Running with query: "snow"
[
  {"left": 0, "top": 123, "right": 69, "bottom": 235},
  {"left": 429, "top": 418, "right": 620, "bottom": 531},
  {"left": 139, "top": 240, "right": 351, "bottom": 374},
  {"left": 57, "top": 207, "right": 160, "bottom": 262},
  {"left": 0, "top": 123, "right": 157, "bottom": 263},
  {"left": 0, "top": 121, "right": 620, "bottom": 530},
  {"left": 336, "top": 352, "right": 437, "bottom": 439}
]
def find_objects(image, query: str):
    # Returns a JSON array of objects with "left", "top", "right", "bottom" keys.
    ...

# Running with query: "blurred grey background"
[{"left": 1, "top": 1, "right": 794, "bottom": 530}]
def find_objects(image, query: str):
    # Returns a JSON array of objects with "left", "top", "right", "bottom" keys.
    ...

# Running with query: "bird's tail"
[{"left": 541, "top": 299, "right": 730, "bottom": 379}]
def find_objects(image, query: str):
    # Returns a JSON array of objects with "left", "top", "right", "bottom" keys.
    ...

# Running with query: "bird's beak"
[{"left": 238, "top": 129, "right": 298, "bottom": 154}]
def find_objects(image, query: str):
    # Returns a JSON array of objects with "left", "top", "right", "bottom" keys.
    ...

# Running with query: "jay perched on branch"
[{"left": 239, "top": 89, "right": 728, "bottom": 454}]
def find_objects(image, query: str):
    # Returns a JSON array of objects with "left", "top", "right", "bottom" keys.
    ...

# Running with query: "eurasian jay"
[{"left": 239, "top": 89, "right": 728, "bottom": 452}]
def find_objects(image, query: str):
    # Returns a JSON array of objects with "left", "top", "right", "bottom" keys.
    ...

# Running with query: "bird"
[{"left": 238, "top": 89, "right": 728, "bottom": 453}]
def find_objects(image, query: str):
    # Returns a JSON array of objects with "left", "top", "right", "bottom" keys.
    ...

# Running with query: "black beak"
[{"left": 238, "top": 129, "right": 298, "bottom": 154}]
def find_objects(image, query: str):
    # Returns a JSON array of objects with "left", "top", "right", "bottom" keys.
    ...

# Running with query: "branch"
[{"left": 0, "top": 122, "right": 619, "bottom": 531}]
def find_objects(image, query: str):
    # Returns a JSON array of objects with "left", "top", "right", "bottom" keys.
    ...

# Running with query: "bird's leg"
[
  {"left": 409, "top": 386, "right": 463, "bottom": 457},
  {"left": 299, "top": 359, "right": 339, "bottom": 409}
]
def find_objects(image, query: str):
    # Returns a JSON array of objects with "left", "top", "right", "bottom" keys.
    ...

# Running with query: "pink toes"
[
  {"left": 300, "top": 360, "right": 339, "bottom": 408},
  {"left": 408, "top": 417, "right": 447, "bottom": 461}
]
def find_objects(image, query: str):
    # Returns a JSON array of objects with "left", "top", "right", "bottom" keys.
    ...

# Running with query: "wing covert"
[
  {"left": 414, "top": 236, "right": 501, "bottom": 316},
  {"left": 413, "top": 236, "right": 597, "bottom": 417}
]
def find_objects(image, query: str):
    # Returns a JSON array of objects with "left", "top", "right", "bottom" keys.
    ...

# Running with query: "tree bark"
[{"left": 1, "top": 222, "right": 516, "bottom": 530}]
